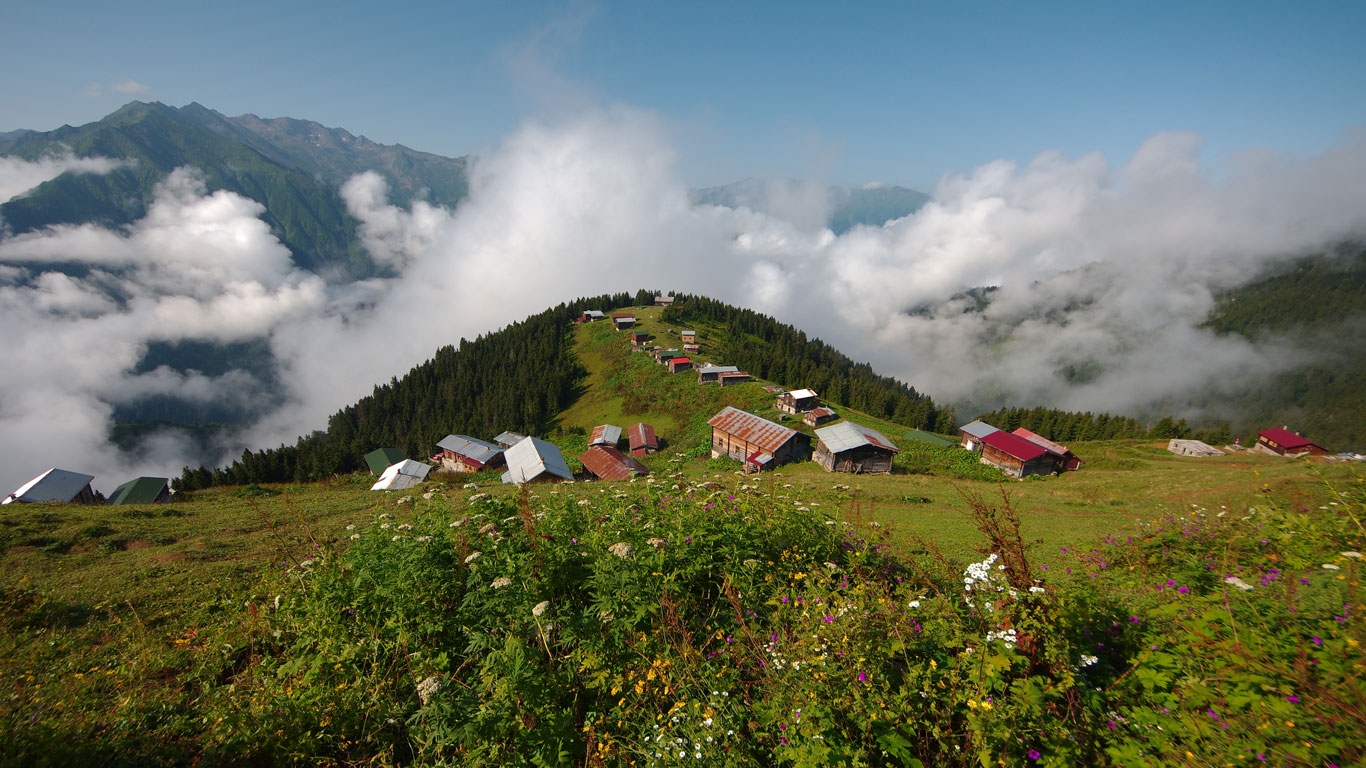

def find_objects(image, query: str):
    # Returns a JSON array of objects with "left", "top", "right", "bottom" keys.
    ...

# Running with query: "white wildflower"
[
  {"left": 491, "top": 576, "right": 512, "bottom": 589},
  {"left": 450, "top": 518, "right": 468, "bottom": 527},
  {"left": 609, "top": 542, "right": 634, "bottom": 558},
  {"left": 533, "top": 600, "right": 550, "bottom": 617},
  {"left": 465, "top": 551, "right": 482, "bottom": 564},
  {"left": 1078, "top": 654, "right": 1099, "bottom": 667},
  {"left": 907, "top": 600, "right": 921, "bottom": 609},
  {"left": 1342, "top": 551, "right": 1363, "bottom": 559},
  {"left": 1223, "top": 576, "right": 1255, "bottom": 591},
  {"left": 345, "top": 524, "right": 356, "bottom": 531},
  {"left": 1322, "top": 563, "right": 1341, "bottom": 570},
  {"left": 350, "top": 534, "right": 361, "bottom": 540},
  {"left": 416, "top": 535, "right": 432, "bottom": 543},
  {"left": 647, "top": 537, "right": 667, "bottom": 547},
  {"left": 416, "top": 675, "right": 441, "bottom": 705}
]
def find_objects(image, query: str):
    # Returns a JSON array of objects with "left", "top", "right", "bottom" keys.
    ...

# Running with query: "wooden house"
[
  {"left": 494, "top": 431, "right": 527, "bottom": 449},
  {"left": 4, "top": 468, "right": 96, "bottom": 505},
  {"left": 578, "top": 445, "right": 649, "bottom": 481},
  {"left": 1255, "top": 428, "right": 1329, "bottom": 457},
  {"left": 707, "top": 406, "right": 811, "bottom": 472},
  {"left": 1012, "top": 428, "right": 1083, "bottom": 471},
  {"left": 683, "top": 343, "right": 701, "bottom": 353},
  {"left": 589, "top": 424, "right": 622, "bottom": 448},
  {"left": 813, "top": 422, "right": 899, "bottom": 474},
  {"left": 958, "top": 420, "right": 999, "bottom": 453},
  {"left": 718, "top": 371, "right": 751, "bottom": 387},
  {"left": 979, "top": 431, "right": 1058, "bottom": 478},
  {"left": 654, "top": 348, "right": 683, "bottom": 364},
  {"left": 501, "top": 437, "right": 574, "bottom": 485},
  {"left": 803, "top": 406, "right": 839, "bottom": 427},
  {"left": 107, "top": 477, "right": 173, "bottom": 505},
  {"left": 611, "top": 313, "right": 636, "bottom": 331},
  {"left": 654, "top": 294, "right": 674, "bottom": 306},
  {"left": 436, "top": 435, "right": 506, "bottom": 473},
  {"left": 667, "top": 357, "right": 693, "bottom": 374},
  {"left": 628, "top": 422, "right": 659, "bottom": 457},
  {"left": 630, "top": 331, "right": 652, "bottom": 346},
  {"left": 776, "top": 388, "right": 819, "bottom": 415},
  {"left": 581, "top": 310, "right": 605, "bottom": 322},
  {"left": 371, "top": 460, "right": 433, "bottom": 491},
  {"left": 697, "top": 364, "right": 739, "bottom": 384},
  {"left": 680, "top": 330, "right": 696, "bottom": 344}
]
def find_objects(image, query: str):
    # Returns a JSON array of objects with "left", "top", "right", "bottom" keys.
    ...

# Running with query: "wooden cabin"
[
  {"left": 680, "top": 330, "right": 696, "bottom": 344},
  {"left": 1255, "top": 428, "right": 1329, "bottom": 457},
  {"left": 707, "top": 406, "right": 810, "bottom": 472},
  {"left": 979, "top": 431, "right": 1058, "bottom": 478},
  {"left": 1168, "top": 439, "right": 1225, "bottom": 457},
  {"left": 630, "top": 331, "right": 652, "bottom": 346},
  {"left": 611, "top": 313, "right": 636, "bottom": 331},
  {"left": 958, "top": 420, "right": 999, "bottom": 453},
  {"left": 501, "top": 437, "right": 574, "bottom": 485},
  {"left": 697, "top": 364, "right": 738, "bottom": 384},
  {"left": 628, "top": 422, "right": 659, "bottom": 457},
  {"left": 4, "top": 468, "right": 96, "bottom": 506},
  {"left": 589, "top": 424, "right": 623, "bottom": 448},
  {"left": 718, "top": 371, "right": 751, "bottom": 387},
  {"left": 803, "top": 407, "right": 839, "bottom": 427},
  {"left": 813, "top": 422, "right": 899, "bottom": 474},
  {"left": 578, "top": 445, "right": 649, "bottom": 481},
  {"left": 776, "top": 388, "right": 819, "bottom": 415},
  {"left": 1012, "top": 428, "right": 1083, "bottom": 471},
  {"left": 436, "top": 435, "right": 506, "bottom": 473},
  {"left": 667, "top": 357, "right": 693, "bottom": 374}
]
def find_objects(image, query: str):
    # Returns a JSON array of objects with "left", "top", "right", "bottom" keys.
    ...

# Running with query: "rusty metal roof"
[
  {"left": 628, "top": 423, "right": 657, "bottom": 451},
  {"left": 589, "top": 424, "right": 622, "bottom": 446},
  {"left": 707, "top": 406, "right": 798, "bottom": 453},
  {"left": 815, "top": 421, "right": 899, "bottom": 454},
  {"left": 578, "top": 445, "right": 648, "bottom": 481},
  {"left": 1011, "top": 428, "right": 1071, "bottom": 458}
]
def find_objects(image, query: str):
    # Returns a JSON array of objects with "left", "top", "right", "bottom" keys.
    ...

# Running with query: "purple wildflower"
[
  {"left": 1312, "top": 636, "right": 1323, "bottom": 646},
  {"left": 858, "top": 671, "right": 867, "bottom": 683},
  {"left": 1287, "top": 695, "right": 1300, "bottom": 703},
  {"left": 1027, "top": 750, "right": 1041, "bottom": 761},
  {"left": 1178, "top": 586, "right": 1189, "bottom": 594}
]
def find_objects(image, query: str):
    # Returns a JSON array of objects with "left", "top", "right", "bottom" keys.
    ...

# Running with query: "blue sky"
[{"left": 2, "top": 0, "right": 1364, "bottom": 189}]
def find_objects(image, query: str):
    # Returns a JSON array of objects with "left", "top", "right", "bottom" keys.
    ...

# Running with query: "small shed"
[
  {"left": 1167, "top": 439, "right": 1225, "bottom": 457},
  {"left": 436, "top": 435, "right": 506, "bottom": 473},
  {"left": 494, "top": 431, "right": 528, "bottom": 449},
  {"left": 371, "top": 460, "right": 433, "bottom": 491},
  {"left": 680, "top": 330, "right": 696, "bottom": 344},
  {"left": 654, "top": 294, "right": 674, "bottom": 306},
  {"left": 668, "top": 357, "right": 693, "bottom": 374},
  {"left": 683, "top": 343, "right": 701, "bottom": 353},
  {"left": 501, "top": 437, "right": 575, "bottom": 485},
  {"left": 630, "top": 331, "right": 652, "bottom": 346},
  {"left": 582, "top": 310, "right": 605, "bottom": 322},
  {"left": 589, "top": 424, "right": 623, "bottom": 448},
  {"left": 697, "top": 364, "right": 739, "bottom": 384},
  {"left": 107, "top": 477, "right": 172, "bottom": 505},
  {"left": 979, "top": 431, "right": 1057, "bottom": 478},
  {"left": 803, "top": 406, "right": 839, "bottom": 427},
  {"left": 611, "top": 313, "right": 636, "bottom": 331},
  {"left": 776, "top": 388, "right": 820, "bottom": 415},
  {"left": 4, "top": 468, "right": 96, "bottom": 505},
  {"left": 959, "top": 420, "right": 1000, "bottom": 452},
  {"left": 654, "top": 348, "right": 683, "bottom": 364},
  {"left": 578, "top": 445, "right": 649, "bottom": 481},
  {"left": 718, "top": 371, "right": 751, "bottom": 387},
  {"left": 1255, "top": 428, "right": 1330, "bottom": 457},
  {"left": 364, "top": 447, "right": 406, "bottom": 475},
  {"left": 813, "top": 422, "right": 899, "bottom": 474},
  {"left": 628, "top": 422, "right": 659, "bottom": 456},
  {"left": 1012, "top": 428, "right": 1083, "bottom": 471},
  {"left": 707, "top": 406, "right": 810, "bottom": 472}
]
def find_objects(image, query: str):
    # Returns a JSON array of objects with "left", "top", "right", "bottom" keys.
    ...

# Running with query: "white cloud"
[{"left": 0, "top": 153, "right": 128, "bottom": 203}]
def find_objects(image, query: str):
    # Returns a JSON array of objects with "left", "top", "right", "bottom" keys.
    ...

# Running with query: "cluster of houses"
[
  {"left": 958, "top": 420, "right": 1084, "bottom": 478},
  {"left": 1165, "top": 427, "right": 1335, "bottom": 459},
  {"left": 3, "top": 468, "right": 173, "bottom": 506},
  {"left": 705, "top": 390, "right": 902, "bottom": 475}
]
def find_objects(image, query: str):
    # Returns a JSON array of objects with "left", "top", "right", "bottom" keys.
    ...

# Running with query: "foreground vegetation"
[{"left": 2, "top": 447, "right": 1361, "bottom": 766}]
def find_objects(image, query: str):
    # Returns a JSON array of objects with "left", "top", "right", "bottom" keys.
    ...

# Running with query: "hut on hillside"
[
  {"left": 628, "top": 423, "right": 659, "bottom": 457},
  {"left": 718, "top": 371, "right": 751, "bottom": 387},
  {"left": 108, "top": 477, "right": 172, "bottom": 505},
  {"left": 813, "top": 422, "right": 899, "bottom": 474},
  {"left": 371, "top": 460, "right": 432, "bottom": 491},
  {"left": 776, "top": 389, "right": 820, "bottom": 415},
  {"left": 589, "top": 424, "right": 623, "bottom": 448},
  {"left": 578, "top": 445, "right": 649, "bottom": 481},
  {"left": 436, "top": 435, "right": 506, "bottom": 473},
  {"left": 959, "top": 420, "right": 999, "bottom": 453},
  {"left": 501, "top": 437, "right": 574, "bottom": 485},
  {"left": 697, "top": 364, "right": 739, "bottom": 384},
  {"left": 803, "top": 406, "right": 839, "bottom": 427},
  {"left": 611, "top": 313, "right": 636, "bottom": 331},
  {"left": 4, "top": 468, "right": 96, "bottom": 505},
  {"left": 979, "top": 431, "right": 1057, "bottom": 478},
  {"left": 494, "top": 431, "right": 528, "bottom": 449},
  {"left": 667, "top": 357, "right": 693, "bottom": 374},
  {"left": 1012, "top": 428, "right": 1083, "bottom": 471},
  {"left": 581, "top": 310, "right": 605, "bottom": 322},
  {"left": 707, "top": 406, "right": 810, "bottom": 472},
  {"left": 1255, "top": 428, "right": 1330, "bottom": 457},
  {"left": 1168, "top": 439, "right": 1225, "bottom": 457}
]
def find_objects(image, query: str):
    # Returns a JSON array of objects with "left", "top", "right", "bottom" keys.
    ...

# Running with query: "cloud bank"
[
  {"left": 3, "top": 108, "right": 1366, "bottom": 493},
  {"left": 0, "top": 152, "right": 127, "bottom": 205}
]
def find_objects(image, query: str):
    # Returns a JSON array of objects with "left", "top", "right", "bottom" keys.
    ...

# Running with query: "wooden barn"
[
  {"left": 501, "top": 437, "right": 574, "bottom": 485},
  {"left": 718, "top": 371, "right": 751, "bottom": 387},
  {"left": 654, "top": 294, "right": 674, "bottom": 306},
  {"left": 776, "top": 388, "right": 820, "bottom": 415},
  {"left": 628, "top": 422, "right": 659, "bottom": 457},
  {"left": 707, "top": 406, "right": 811, "bottom": 472},
  {"left": 1168, "top": 439, "right": 1225, "bottom": 457},
  {"left": 667, "top": 356, "right": 693, "bottom": 374},
  {"left": 611, "top": 313, "right": 636, "bottom": 331},
  {"left": 813, "top": 422, "right": 899, "bottom": 474},
  {"left": 589, "top": 424, "right": 623, "bottom": 448},
  {"left": 1255, "top": 428, "right": 1330, "bottom": 457},
  {"left": 958, "top": 420, "right": 999, "bottom": 453},
  {"left": 979, "top": 431, "right": 1058, "bottom": 478},
  {"left": 680, "top": 330, "right": 696, "bottom": 344},
  {"left": 630, "top": 331, "right": 652, "bottom": 347},
  {"left": 4, "top": 468, "right": 96, "bottom": 505},
  {"left": 436, "top": 435, "right": 506, "bottom": 473},
  {"left": 494, "top": 431, "right": 527, "bottom": 449},
  {"left": 1012, "top": 428, "right": 1083, "bottom": 471},
  {"left": 697, "top": 364, "right": 738, "bottom": 384},
  {"left": 803, "top": 406, "right": 839, "bottom": 427},
  {"left": 578, "top": 445, "right": 649, "bottom": 481},
  {"left": 581, "top": 310, "right": 605, "bottom": 322}
]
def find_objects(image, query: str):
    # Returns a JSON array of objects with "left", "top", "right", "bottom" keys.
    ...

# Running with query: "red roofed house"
[
  {"left": 1012, "top": 427, "right": 1083, "bottom": 471},
  {"left": 667, "top": 357, "right": 693, "bottom": 374},
  {"left": 628, "top": 422, "right": 659, "bottom": 457},
  {"left": 708, "top": 406, "right": 811, "bottom": 472},
  {"left": 980, "top": 431, "right": 1059, "bottom": 478},
  {"left": 578, "top": 445, "right": 649, "bottom": 481},
  {"left": 1255, "top": 428, "right": 1329, "bottom": 457}
]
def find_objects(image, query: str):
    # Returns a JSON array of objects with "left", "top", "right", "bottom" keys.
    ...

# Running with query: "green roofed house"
[
  {"left": 364, "top": 447, "right": 407, "bottom": 475},
  {"left": 108, "top": 477, "right": 172, "bottom": 505},
  {"left": 903, "top": 429, "right": 954, "bottom": 448}
]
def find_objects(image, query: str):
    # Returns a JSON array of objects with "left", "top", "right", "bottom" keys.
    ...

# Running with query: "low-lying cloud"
[
  {"left": 3, "top": 108, "right": 1366, "bottom": 494},
  {"left": 0, "top": 152, "right": 128, "bottom": 207}
]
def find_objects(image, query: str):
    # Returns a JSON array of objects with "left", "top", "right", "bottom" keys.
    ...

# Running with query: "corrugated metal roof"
[
  {"left": 501, "top": 437, "right": 574, "bottom": 484},
  {"left": 806, "top": 406, "right": 837, "bottom": 419},
  {"left": 364, "top": 447, "right": 406, "bottom": 475},
  {"left": 370, "top": 460, "right": 432, "bottom": 491},
  {"left": 708, "top": 406, "right": 798, "bottom": 453},
  {"left": 108, "top": 477, "right": 170, "bottom": 505},
  {"left": 981, "top": 430, "right": 1048, "bottom": 461},
  {"left": 786, "top": 388, "right": 818, "bottom": 400},
  {"left": 583, "top": 310, "right": 604, "bottom": 318},
  {"left": 959, "top": 420, "right": 1000, "bottom": 439},
  {"left": 437, "top": 435, "right": 504, "bottom": 466},
  {"left": 815, "top": 421, "right": 899, "bottom": 454},
  {"left": 494, "top": 431, "right": 528, "bottom": 447},
  {"left": 589, "top": 424, "right": 622, "bottom": 446},
  {"left": 578, "top": 445, "right": 648, "bottom": 481},
  {"left": 1012, "top": 428, "right": 1070, "bottom": 458},
  {"left": 628, "top": 423, "right": 658, "bottom": 451},
  {"left": 5, "top": 468, "right": 95, "bottom": 504},
  {"left": 1258, "top": 428, "right": 1316, "bottom": 450},
  {"left": 698, "top": 364, "right": 739, "bottom": 375}
]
